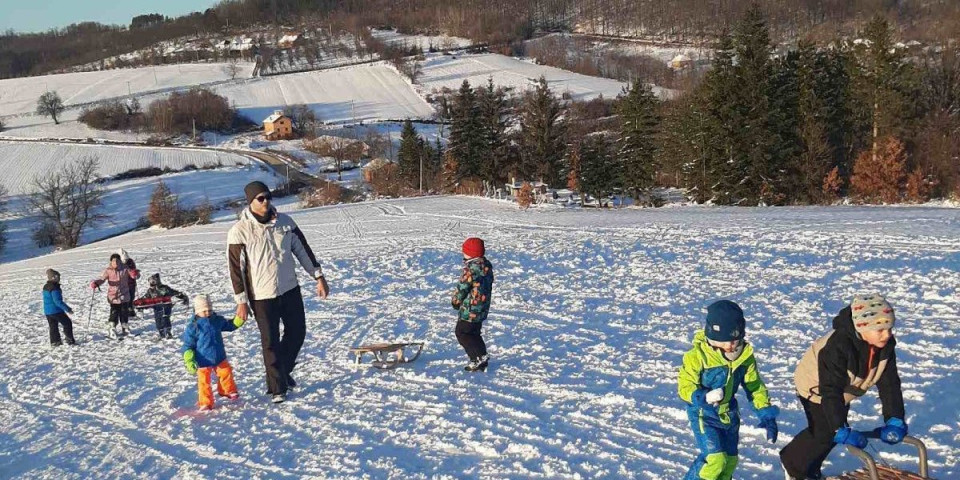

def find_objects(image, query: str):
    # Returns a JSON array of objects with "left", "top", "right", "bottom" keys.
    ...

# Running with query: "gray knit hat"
[{"left": 850, "top": 294, "right": 896, "bottom": 333}]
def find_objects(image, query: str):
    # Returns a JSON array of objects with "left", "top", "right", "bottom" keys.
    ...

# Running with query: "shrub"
[
  {"left": 517, "top": 182, "right": 534, "bottom": 209},
  {"left": 146, "top": 88, "right": 235, "bottom": 135},
  {"left": 78, "top": 101, "right": 144, "bottom": 131},
  {"left": 821, "top": 166, "right": 843, "bottom": 204},
  {"left": 904, "top": 168, "right": 935, "bottom": 203},
  {"left": 369, "top": 162, "right": 417, "bottom": 197},
  {"left": 300, "top": 181, "right": 344, "bottom": 207},
  {"left": 850, "top": 137, "right": 907, "bottom": 204},
  {"left": 32, "top": 220, "right": 58, "bottom": 248},
  {"left": 147, "top": 181, "right": 179, "bottom": 228}
]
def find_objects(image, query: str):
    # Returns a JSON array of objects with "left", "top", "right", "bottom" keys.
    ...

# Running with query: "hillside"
[{"left": 0, "top": 197, "right": 957, "bottom": 478}]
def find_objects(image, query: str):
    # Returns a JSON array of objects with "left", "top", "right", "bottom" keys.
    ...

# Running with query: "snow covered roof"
[{"left": 263, "top": 110, "right": 287, "bottom": 124}]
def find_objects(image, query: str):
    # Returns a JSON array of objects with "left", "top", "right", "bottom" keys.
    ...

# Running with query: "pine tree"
[
  {"left": 731, "top": 3, "right": 776, "bottom": 204},
  {"left": 579, "top": 134, "right": 619, "bottom": 207},
  {"left": 850, "top": 15, "right": 917, "bottom": 168},
  {"left": 519, "top": 76, "right": 566, "bottom": 186},
  {"left": 447, "top": 80, "right": 485, "bottom": 181},
  {"left": 398, "top": 119, "right": 421, "bottom": 186},
  {"left": 476, "top": 78, "right": 512, "bottom": 183},
  {"left": 616, "top": 80, "right": 661, "bottom": 202}
]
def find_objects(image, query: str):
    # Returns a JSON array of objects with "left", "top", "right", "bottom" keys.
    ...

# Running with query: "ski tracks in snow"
[{"left": 0, "top": 197, "right": 958, "bottom": 478}]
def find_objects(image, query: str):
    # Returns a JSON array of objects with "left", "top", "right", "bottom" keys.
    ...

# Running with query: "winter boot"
[
  {"left": 51, "top": 341, "right": 62, "bottom": 348},
  {"left": 271, "top": 394, "right": 286, "bottom": 404},
  {"left": 121, "top": 324, "right": 131, "bottom": 336},
  {"left": 286, "top": 374, "right": 297, "bottom": 388},
  {"left": 464, "top": 355, "right": 489, "bottom": 372},
  {"left": 107, "top": 324, "right": 118, "bottom": 339},
  {"left": 227, "top": 392, "right": 240, "bottom": 400},
  {"left": 198, "top": 404, "right": 213, "bottom": 411}
]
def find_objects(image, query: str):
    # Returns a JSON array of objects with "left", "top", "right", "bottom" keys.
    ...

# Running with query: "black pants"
[
  {"left": 251, "top": 287, "right": 306, "bottom": 395},
  {"left": 46, "top": 313, "right": 75, "bottom": 345},
  {"left": 152, "top": 305, "right": 173, "bottom": 335},
  {"left": 455, "top": 320, "right": 487, "bottom": 361},
  {"left": 780, "top": 397, "right": 849, "bottom": 478},
  {"left": 108, "top": 303, "right": 129, "bottom": 326}
]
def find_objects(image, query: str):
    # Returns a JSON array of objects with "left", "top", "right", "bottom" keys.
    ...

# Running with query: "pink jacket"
[{"left": 92, "top": 266, "right": 139, "bottom": 304}]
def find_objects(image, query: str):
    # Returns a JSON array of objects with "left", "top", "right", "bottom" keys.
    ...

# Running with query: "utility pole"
[
  {"left": 192, "top": 118, "right": 196, "bottom": 142},
  {"left": 419, "top": 150, "right": 423, "bottom": 193}
]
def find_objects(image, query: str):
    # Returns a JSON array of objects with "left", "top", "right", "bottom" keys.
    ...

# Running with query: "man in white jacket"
[{"left": 227, "top": 181, "right": 330, "bottom": 403}]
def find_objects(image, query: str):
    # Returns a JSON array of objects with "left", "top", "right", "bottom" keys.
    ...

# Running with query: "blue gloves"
[
  {"left": 877, "top": 418, "right": 908, "bottom": 445},
  {"left": 834, "top": 427, "right": 868, "bottom": 449},
  {"left": 756, "top": 406, "right": 779, "bottom": 444}
]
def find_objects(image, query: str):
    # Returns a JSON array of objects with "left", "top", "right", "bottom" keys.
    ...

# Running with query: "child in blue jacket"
[
  {"left": 677, "top": 300, "right": 779, "bottom": 480},
  {"left": 181, "top": 294, "right": 244, "bottom": 410},
  {"left": 42, "top": 269, "right": 75, "bottom": 346}
]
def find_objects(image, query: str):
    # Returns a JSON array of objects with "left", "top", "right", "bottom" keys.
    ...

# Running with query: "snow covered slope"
[
  {"left": 0, "top": 142, "right": 255, "bottom": 195},
  {"left": 419, "top": 54, "right": 673, "bottom": 100},
  {"left": 0, "top": 198, "right": 957, "bottom": 478},
  {"left": 213, "top": 63, "right": 435, "bottom": 124},
  {"left": 0, "top": 62, "right": 254, "bottom": 117}
]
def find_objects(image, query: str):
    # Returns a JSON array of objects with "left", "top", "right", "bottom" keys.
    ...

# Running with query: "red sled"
[{"left": 133, "top": 296, "right": 174, "bottom": 309}]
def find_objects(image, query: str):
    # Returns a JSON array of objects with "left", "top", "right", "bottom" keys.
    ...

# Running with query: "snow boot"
[
  {"left": 286, "top": 374, "right": 297, "bottom": 388},
  {"left": 227, "top": 392, "right": 240, "bottom": 401},
  {"left": 107, "top": 325, "right": 118, "bottom": 339},
  {"left": 121, "top": 325, "right": 131, "bottom": 336},
  {"left": 50, "top": 341, "right": 62, "bottom": 348},
  {"left": 464, "top": 355, "right": 489, "bottom": 372},
  {"left": 198, "top": 404, "right": 213, "bottom": 411},
  {"left": 271, "top": 394, "right": 286, "bottom": 404}
]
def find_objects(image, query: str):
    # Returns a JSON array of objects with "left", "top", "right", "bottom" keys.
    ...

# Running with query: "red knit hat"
[{"left": 462, "top": 237, "right": 485, "bottom": 258}]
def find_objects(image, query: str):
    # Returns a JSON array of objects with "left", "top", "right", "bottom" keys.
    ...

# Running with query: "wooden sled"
[
  {"left": 832, "top": 436, "right": 932, "bottom": 480},
  {"left": 349, "top": 342, "right": 424, "bottom": 369}
]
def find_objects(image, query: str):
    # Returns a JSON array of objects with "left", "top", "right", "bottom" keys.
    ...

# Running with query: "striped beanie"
[{"left": 850, "top": 294, "right": 896, "bottom": 333}]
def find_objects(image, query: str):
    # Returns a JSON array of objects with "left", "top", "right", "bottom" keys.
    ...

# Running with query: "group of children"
[
  {"left": 41, "top": 237, "right": 496, "bottom": 409},
  {"left": 679, "top": 295, "right": 908, "bottom": 480},
  {"left": 42, "top": 237, "right": 904, "bottom": 477}
]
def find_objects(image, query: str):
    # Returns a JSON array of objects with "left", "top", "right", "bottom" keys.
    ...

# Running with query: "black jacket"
[{"left": 816, "top": 306, "right": 904, "bottom": 437}]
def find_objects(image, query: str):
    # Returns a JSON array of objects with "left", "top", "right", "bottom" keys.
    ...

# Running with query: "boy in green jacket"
[{"left": 678, "top": 300, "right": 779, "bottom": 480}]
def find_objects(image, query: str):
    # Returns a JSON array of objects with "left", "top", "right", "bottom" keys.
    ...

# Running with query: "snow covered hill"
[
  {"left": 0, "top": 62, "right": 255, "bottom": 117},
  {"left": 0, "top": 197, "right": 957, "bottom": 478}
]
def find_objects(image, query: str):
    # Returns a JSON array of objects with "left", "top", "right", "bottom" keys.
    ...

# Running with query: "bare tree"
[
  {"left": 224, "top": 57, "right": 242, "bottom": 80},
  {"left": 28, "top": 156, "right": 106, "bottom": 249},
  {"left": 284, "top": 104, "right": 319, "bottom": 136},
  {"left": 37, "top": 91, "right": 66, "bottom": 124},
  {"left": 305, "top": 136, "right": 364, "bottom": 181}
]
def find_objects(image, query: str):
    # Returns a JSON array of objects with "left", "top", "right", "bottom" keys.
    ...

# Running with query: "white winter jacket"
[{"left": 227, "top": 208, "right": 323, "bottom": 304}]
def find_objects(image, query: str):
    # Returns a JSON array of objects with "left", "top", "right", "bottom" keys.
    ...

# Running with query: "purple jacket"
[{"left": 92, "top": 266, "right": 139, "bottom": 304}]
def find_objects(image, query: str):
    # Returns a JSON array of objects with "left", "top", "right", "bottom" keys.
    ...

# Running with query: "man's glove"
[
  {"left": 183, "top": 350, "right": 198, "bottom": 375},
  {"left": 877, "top": 418, "right": 907, "bottom": 445},
  {"left": 756, "top": 405, "right": 780, "bottom": 444},
  {"left": 834, "top": 427, "right": 868, "bottom": 449}
]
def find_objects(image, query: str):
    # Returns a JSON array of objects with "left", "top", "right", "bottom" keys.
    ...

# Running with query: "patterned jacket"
[
  {"left": 92, "top": 266, "right": 139, "bottom": 305},
  {"left": 451, "top": 257, "right": 494, "bottom": 323}
]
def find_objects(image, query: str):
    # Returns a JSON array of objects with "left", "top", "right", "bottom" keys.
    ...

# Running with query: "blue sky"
[{"left": 0, "top": 0, "right": 221, "bottom": 34}]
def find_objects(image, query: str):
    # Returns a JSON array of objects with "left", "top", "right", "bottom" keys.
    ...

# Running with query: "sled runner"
[
  {"left": 830, "top": 435, "right": 931, "bottom": 480},
  {"left": 349, "top": 342, "right": 424, "bottom": 369},
  {"left": 133, "top": 296, "right": 175, "bottom": 309}
]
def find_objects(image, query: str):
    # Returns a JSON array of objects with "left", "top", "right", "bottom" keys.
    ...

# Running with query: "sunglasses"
[{"left": 255, "top": 194, "right": 272, "bottom": 203}]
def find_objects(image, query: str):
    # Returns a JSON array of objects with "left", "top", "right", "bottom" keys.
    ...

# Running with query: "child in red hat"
[{"left": 452, "top": 237, "right": 495, "bottom": 372}]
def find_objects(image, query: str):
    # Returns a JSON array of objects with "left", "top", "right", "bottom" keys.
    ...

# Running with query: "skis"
[{"left": 350, "top": 342, "right": 425, "bottom": 369}]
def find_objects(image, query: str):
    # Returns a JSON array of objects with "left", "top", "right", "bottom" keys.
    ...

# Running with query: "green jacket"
[
  {"left": 451, "top": 257, "right": 494, "bottom": 323},
  {"left": 678, "top": 331, "right": 771, "bottom": 428}
]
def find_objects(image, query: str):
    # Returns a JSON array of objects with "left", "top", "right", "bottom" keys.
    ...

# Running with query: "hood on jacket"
[
  {"left": 149, "top": 273, "right": 161, "bottom": 287},
  {"left": 43, "top": 280, "right": 60, "bottom": 292}
]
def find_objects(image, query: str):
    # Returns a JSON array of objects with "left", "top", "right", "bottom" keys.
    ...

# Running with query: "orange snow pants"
[{"left": 197, "top": 360, "right": 237, "bottom": 408}]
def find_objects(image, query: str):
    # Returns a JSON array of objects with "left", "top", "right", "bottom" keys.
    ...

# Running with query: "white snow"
[
  {"left": 0, "top": 63, "right": 255, "bottom": 117},
  {"left": 419, "top": 53, "right": 640, "bottom": 101},
  {"left": 0, "top": 142, "right": 254, "bottom": 195},
  {"left": 0, "top": 198, "right": 957, "bottom": 478},
  {"left": 213, "top": 63, "right": 435, "bottom": 125}
]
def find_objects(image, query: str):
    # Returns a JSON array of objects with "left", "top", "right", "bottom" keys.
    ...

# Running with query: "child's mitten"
[
  {"left": 877, "top": 418, "right": 907, "bottom": 445},
  {"left": 833, "top": 427, "right": 868, "bottom": 449},
  {"left": 756, "top": 405, "right": 780, "bottom": 443},
  {"left": 183, "top": 350, "right": 198, "bottom": 375}
]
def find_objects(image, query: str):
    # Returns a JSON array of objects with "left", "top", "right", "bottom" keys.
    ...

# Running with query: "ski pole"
[{"left": 86, "top": 287, "right": 100, "bottom": 342}]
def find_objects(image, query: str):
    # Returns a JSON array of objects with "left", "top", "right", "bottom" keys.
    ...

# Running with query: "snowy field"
[
  {"left": 0, "top": 142, "right": 257, "bottom": 195},
  {"left": 418, "top": 54, "right": 673, "bottom": 101},
  {"left": 0, "top": 62, "right": 255, "bottom": 117},
  {"left": 214, "top": 63, "right": 434, "bottom": 125},
  {"left": 0, "top": 197, "right": 957, "bottom": 478}
]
